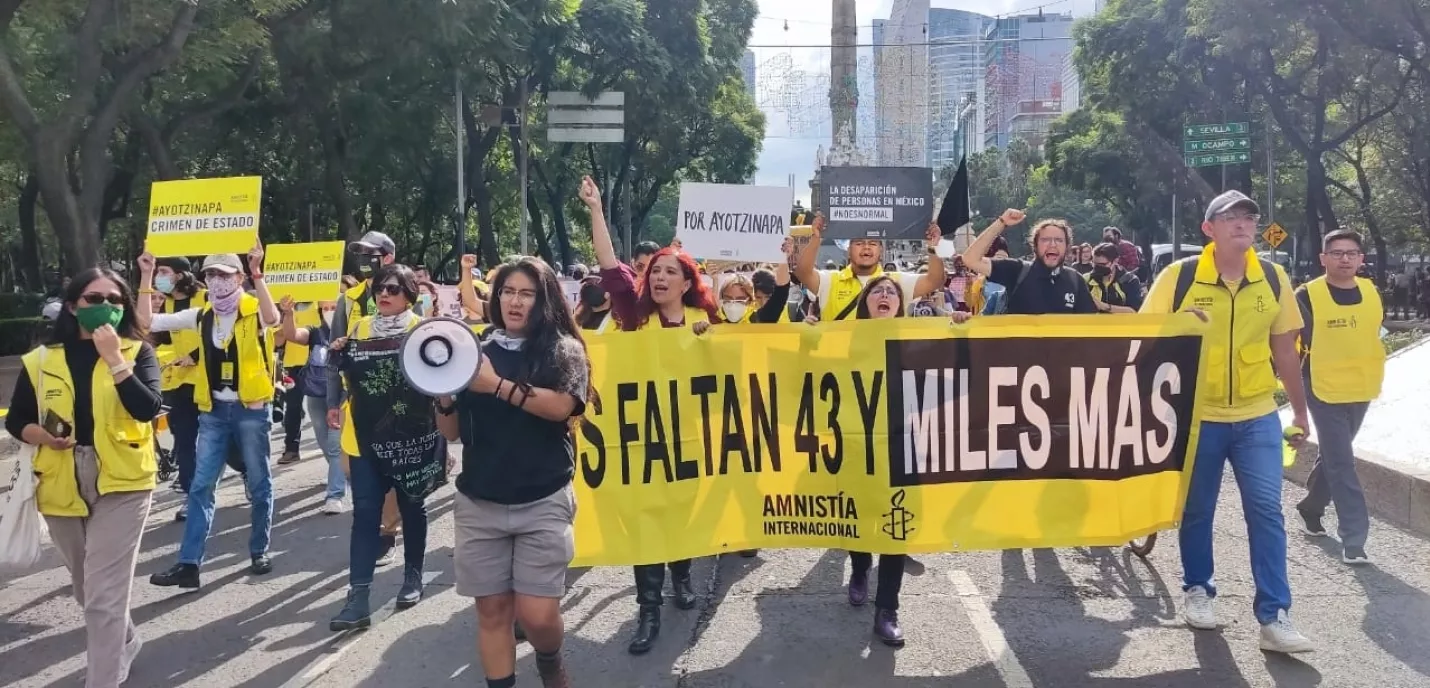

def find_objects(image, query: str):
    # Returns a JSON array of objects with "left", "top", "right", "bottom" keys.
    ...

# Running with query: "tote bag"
[{"left": 1, "top": 348, "right": 49, "bottom": 572}]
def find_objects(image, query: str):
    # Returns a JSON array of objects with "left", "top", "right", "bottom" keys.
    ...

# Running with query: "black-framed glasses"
[
  {"left": 80, "top": 293, "right": 124, "bottom": 305},
  {"left": 375, "top": 283, "right": 405, "bottom": 296},
  {"left": 1326, "top": 250, "right": 1363, "bottom": 260}
]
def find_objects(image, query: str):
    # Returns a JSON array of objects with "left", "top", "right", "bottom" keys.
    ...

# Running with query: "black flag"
[{"left": 937, "top": 156, "right": 971, "bottom": 237}]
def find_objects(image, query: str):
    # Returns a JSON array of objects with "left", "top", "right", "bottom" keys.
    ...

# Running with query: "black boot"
[
  {"left": 330, "top": 586, "right": 372, "bottom": 632},
  {"left": 150, "top": 563, "right": 200, "bottom": 589},
  {"left": 672, "top": 574, "right": 697, "bottom": 610},
  {"left": 627, "top": 605, "right": 661, "bottom": 655}
]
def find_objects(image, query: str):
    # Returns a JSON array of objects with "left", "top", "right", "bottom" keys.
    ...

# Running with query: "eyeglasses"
[
  {"left": 1326, "top": 250, "right": 1363, "bottom": 260},
  {"left": 375, "top": 283, "right": 405, "bottom": 296},
  {"left": 1037, "top": 236, "right": 1067, "bottom": 246},
  {"left": 869, "top": 285, "right": 901, "bottom": 298},
  {"left": 1214, "top": 211, "right": 1261, "bottom": 223},
  {"left": 80, "top": 293, "right": 124, "bottom": 305},
  {"left": 499, "top": 287, "right": 538, "bottom": 303}
]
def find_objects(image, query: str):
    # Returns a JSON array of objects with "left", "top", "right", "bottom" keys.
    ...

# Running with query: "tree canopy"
[{"left": 0, "top": 0, "right": 765, "bottom": 289}]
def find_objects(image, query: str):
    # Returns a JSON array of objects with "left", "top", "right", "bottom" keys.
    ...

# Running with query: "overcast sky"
[{"left": 749, "top": 0, "right": 1100, "bottom": 203}]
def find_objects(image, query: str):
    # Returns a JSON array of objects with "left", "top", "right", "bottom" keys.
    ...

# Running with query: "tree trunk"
[
  {"left": 17, "top": 172, "right": 42, "bottom": 291},
  {"left": 31, "top": 130, "right": 95, "bottom": 269}
]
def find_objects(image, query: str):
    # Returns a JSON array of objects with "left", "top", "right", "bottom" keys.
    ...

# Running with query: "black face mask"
[
  {"left": 580, "top": 283, "right": 607, "bottom": 308},
  {"left": 357, "top": 254, "right": 382, "bottom": 276},
  {"left": 1091, "top": 265, "right": 1113, "bottom": 279}
]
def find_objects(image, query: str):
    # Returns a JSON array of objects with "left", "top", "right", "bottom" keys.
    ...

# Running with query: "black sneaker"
[
  {"left": 1298, "top": 508, "right": 1327, "bottom": 537},
  {"left": 1342, "top": 546, "right": 1371, "bottom": 566},
  {"left": 396, "top": 567, "right": 424, "bottom": 609},
  {"left": 150, "top": 563, "right": 200, "bottom": 589},
  {"left": 250, "top": 554, "right": 273, "bottom": 575},
  {"left": 277, "top": 450, "right": 302, "bottom": 465},
  {"left": 175, "top": 504, "right": 188, "bottom": 522}
]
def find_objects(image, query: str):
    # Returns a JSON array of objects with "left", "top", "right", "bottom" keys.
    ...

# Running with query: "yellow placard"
[
  {"left": 145, "top": 176, "right": 262, "bottom": 257},
  {"left": 571, "top": 314, "right": 1210, "bottom": 566},
  {"left": 263, "top": 241, "right": 345, "bottom": 303}
]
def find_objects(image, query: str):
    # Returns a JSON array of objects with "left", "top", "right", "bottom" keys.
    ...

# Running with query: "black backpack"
[{"left": 1169, "top": 256, "right": 1282, "bottom": 311}]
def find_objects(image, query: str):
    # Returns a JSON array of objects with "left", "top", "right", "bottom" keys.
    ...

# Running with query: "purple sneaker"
[
  {"left": 848, "top": 571, "right": 869, "bottom": 607},
  {"left": 873, "top": 608, "right": 904, "bottom": 647}
]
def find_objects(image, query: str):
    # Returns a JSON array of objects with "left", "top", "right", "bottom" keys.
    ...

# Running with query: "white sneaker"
[
  {"left": 1259, "top": 610, "right": 1314, "bottom": 653},
  {"left": 323, "top": 498, "right": 346, "bottom": 515},
  {"left": 1182, "top": 586, "right": 1218, "bottom": 630}
]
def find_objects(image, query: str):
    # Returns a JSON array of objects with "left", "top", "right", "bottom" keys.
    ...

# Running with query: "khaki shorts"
[{"left": 454, "top": 485, "right": 576, "bottom": 599}]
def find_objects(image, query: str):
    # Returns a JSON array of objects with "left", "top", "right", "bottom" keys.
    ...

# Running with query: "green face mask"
[{"left": 75, "top": 303, "right": 124, "bottom": 333}]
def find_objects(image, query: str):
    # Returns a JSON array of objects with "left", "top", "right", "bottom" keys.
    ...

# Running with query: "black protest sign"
[
  {"left": 346, "top": 335, "right": 445, "bottom": 500},
  {"left": 821, "top": 166, "right": 934, "bottom": 241},
  {"left": 884, "top": 335, "right": 1202, "bottom": 487}
]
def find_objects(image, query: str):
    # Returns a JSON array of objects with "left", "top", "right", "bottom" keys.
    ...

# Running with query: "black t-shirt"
[
  {"left": 455, "top": 335, "right": 590, "bottom": 505},
  {"left": 1296, "top": 282, "right": 1364, "bottom": 379},
  {"left": 987, "top": 258, "right": 1098, "bottom": 315}
]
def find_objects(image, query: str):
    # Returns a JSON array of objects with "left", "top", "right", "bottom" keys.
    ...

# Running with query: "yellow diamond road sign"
[{"left": 1262, "top": 222, "right": 1288, "bottom": 249}]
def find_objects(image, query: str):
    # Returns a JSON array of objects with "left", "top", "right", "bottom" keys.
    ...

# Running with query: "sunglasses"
[
  {"left": 375, "top": 283, "right": 405, "bottom": 296},
  {"left": 80, "top": 293, "right": 125, "bottom": 305}
]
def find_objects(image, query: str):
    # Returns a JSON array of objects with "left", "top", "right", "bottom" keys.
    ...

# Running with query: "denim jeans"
[
  {"left": 178, "top": 401, "right": 274, "bottom": 565},
  {"left": 349, "top": 455, "right": 427, "bottom": 587},
  {"left": 304, "top": 396, "right": 346, "bottom": 500},
  {"left": 1179, "top": 413, "right": 1291, "bottom": 624}
]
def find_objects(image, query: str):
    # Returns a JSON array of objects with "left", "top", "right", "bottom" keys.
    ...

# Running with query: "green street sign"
[
  {"left": 1185, "top": 151, "right": 1251, "bottom": 167},
  {"left": 1185, "top": 137, "right": 1251, "bottom": 153},
  {"left": 1184, "top": 122, "right": 1249, "bottom": 138}
]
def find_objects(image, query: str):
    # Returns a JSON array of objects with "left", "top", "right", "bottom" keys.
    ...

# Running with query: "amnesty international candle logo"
[
  {"left": 568, "top": 316, "right": 1209, "bottom": 568},
  {"left": 881, "top": 490, "right": 915, "bottom": 541}
]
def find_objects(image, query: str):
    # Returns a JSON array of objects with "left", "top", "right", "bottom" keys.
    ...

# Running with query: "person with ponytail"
[
  {"left": 7, "top": 267, "right": 163, "bottom": 687},
  {"left": 138, "top": 245, "right": 282, "bottom": 589},
  {"left": 583, "top": 174, "right": 717, "bottom": 654}
]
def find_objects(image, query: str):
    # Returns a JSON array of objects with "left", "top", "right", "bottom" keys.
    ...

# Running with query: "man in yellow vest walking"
[
  {"left": 1141, "top": 191, "right": 1314, "bottom": 653},
  {"left": 1292, "top": 229, "right": 1385, "bottom": 565}
]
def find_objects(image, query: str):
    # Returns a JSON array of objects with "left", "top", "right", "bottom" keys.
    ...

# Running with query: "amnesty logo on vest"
[
  {"left": 570, "top": 315, "right": 1211, "bottom": 567},
  {"left": 145, "top": 176, "right": 262, "bottom": 257}
]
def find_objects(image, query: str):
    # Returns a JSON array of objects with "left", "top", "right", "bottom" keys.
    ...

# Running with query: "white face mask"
[
  {"left": 721, "top": 301, "right": 748, "bottom": 323},
  {"left": 321, "top": 310, "right": 334, "bottom": 327}
]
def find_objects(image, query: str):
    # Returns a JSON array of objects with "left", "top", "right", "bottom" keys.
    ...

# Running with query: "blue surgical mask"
[
  {"left": 418, "top": 294, "right": 433, "bottom": 313},
  {"left": 154, "top": 274, "right": 175, "bottom": 294}
]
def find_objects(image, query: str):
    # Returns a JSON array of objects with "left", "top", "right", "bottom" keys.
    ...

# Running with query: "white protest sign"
[
  {"left": 560, "top": 279, "right": 581, "bottom": 309},
  {"left": 676, "top": 183, "right": 793, "bottom": 263}
]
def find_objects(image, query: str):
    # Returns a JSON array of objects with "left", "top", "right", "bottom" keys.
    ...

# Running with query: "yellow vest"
[
  {"left": 637, "top": 306, "right": 710, "bottom": 331},
  {"left": 191, "top": 294, "right": 276, "bottom": 413},
  {"left": 822, "top": 266, "right": 884, "bottom": 321},
  {"left": 1086, "top": 273, "right": 1128, "bottom": 305},
  {"left": 1304, "top": 276, "right": 1385, "bottom": 404},
  {"left": 340, "top": 314, "right": 420, "bottom": 456},
  {"left": 283, "top": 306, "right": 323, "bottom": 366},
  {"left": 158, "top": 290, "right": 208, "bottom": 391},
  {"left": 1165, "top": 244, "right": 1287, "bottom": 422},
  {"left": 344, "top": 282, "right": 374, "bottom": 336},
  {"left": 21, "top": 340, "right": 156, "bottom": 516}
]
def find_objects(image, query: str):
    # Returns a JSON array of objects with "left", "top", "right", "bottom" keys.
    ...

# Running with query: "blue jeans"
[
  {"left": 1179, "top": 413, "right": 1291, "bottom": 624},
  {"left": 304, "top": 396, "right": 346, "bottom": 500},
  {"left": 349, "top": 455, "right": 427, "bottom": 587},
  {"left": 178, "top": 401, "right": 274, "bottom": 565}
]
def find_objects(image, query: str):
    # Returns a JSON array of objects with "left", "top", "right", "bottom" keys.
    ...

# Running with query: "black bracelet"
[{"left": 495, "top": 379, "right": 505, "bottom": 399}]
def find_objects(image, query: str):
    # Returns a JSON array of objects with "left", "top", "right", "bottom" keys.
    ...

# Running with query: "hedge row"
[{"left": 0, "top": 318, "right": 47, "bottom": 356}]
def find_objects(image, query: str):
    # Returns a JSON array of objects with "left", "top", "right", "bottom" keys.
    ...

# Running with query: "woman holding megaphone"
[
  {"left": 435, "top": 256, "right": 590, "bottom": 688},
  {"left": 326, "top": 264, "right": 432, "bottom": 632}
]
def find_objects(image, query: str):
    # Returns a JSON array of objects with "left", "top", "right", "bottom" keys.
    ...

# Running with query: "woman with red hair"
[{"left": 585, "top": 175, "right": 769, "bottom": 656}]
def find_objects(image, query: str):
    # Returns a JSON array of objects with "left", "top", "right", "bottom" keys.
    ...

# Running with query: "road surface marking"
[{"left": 948, "top": 569, "right": 1034, "bottom": 688}]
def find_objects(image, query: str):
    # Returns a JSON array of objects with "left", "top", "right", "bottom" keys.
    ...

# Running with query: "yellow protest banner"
[
  {"left": 263, "top": 241, "right": 345, "bottom": 303},
  {"left": 145, "top": 176, "right": 262, "bottom": 257},
  {"left": 571, "top": 315, "right": 1210, "bottom": 567}
]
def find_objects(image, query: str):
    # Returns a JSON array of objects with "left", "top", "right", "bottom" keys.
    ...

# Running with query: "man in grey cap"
[{"left": 1140, "top": 190, "right": 1313, "bottom": 653}]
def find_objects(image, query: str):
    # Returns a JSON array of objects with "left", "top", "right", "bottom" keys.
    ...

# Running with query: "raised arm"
[
  {"left": 912, "top": 222, "right": 947, "bottom": 298},
  {"left": 582, "top": 176, "right": 620, "bottom": 270},
  {"left": 793, "top": 213, "right": 826, "bottom": 294},
  {"left": 137, "top": 250, "right": 157, "bottom": 327},
  {"left": 279, "top": 296, "right": 311, "bottom": 346},
  {"left": 248, "top": 241, "right": 281, "bottom": 327},
  {"left": 962, "top": 209, "right": 1025, "bottom": 276},
  {"left": 458, "top": 254, "right": 485, "bottom": 321}
]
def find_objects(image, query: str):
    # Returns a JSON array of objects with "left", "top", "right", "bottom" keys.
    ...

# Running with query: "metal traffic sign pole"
[{"left": 549, "top": 91, "right": 627, "bottom": 256}]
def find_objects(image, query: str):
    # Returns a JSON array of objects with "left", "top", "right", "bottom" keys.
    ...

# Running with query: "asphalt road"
[{"left": 3, "top": 429, "right": 1430, "bottom": 688}]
